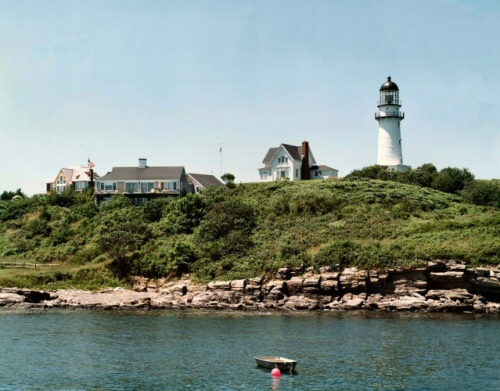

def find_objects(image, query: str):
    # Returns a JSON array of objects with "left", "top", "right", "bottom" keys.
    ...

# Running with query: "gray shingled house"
[
  {"left": 95, "top": 158, "right": 190, "bottom": 205},
  {"left": 187, "top": 173, "right": 225, "bottom": 193}
]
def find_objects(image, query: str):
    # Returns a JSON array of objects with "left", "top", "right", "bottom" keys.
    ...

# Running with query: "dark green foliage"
[
  {"left": 347, "top": 165, "right": 399, "bottom": 181},
  {"left": 99, "top": 194, "right": 133, "bottom": 211},
  {"left": 197, "top": 198, "right": 255, "bottom": 241},
  {"left": 0, "top": 196, "right": 39, "bottom": 221},
  {"left": 432, "top": 167, "right": 475, "bottom": 194},
  {"left": 143, "top": 198, "right": 172, "bottom": 222},
  {"left": 95, "top": 207, "right": 150, "bottom": 277},
  {"left": 313, "top": 240, "right": 365, "bottom": 269},
  {"left": 195, "top": 198, "right": 256, "bottom": 259},
  {"left": 46, "top": 189, "right": 78, "bottom": 207},
  {"left": 405, "top": 163, "right": 438, "bottom": 187},
  {"left": 221, "top": 172, "right": 236, "bottom": 189},
  {"left": 158, "top": 194, "right": 206, "bottom": 234},
  {"left": 461, "top": 180, "right": 500, "bottom": 207},
  {"left": 139, "top": 236, "right": 198, "bottom": 278},
  {"left": 0, "top": 177, "right": 499, "bottom": 288},
  {"left": 0, "top": 188, "right": 25, "bottom": 200},
  {"left": 347, "top": 163, "right": 475, "bottom": 196}
]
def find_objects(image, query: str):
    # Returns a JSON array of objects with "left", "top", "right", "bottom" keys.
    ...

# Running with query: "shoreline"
[{"left": 1, "top": 261, "right": 499, "bottom": 313}]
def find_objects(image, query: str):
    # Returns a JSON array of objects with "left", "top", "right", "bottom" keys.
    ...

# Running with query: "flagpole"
[{"left": 219, "top": 143, "right": 223, "bottom": 177}]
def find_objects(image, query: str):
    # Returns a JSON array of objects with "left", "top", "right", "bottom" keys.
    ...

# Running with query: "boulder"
[
  {"left": 284, "top": 295, "right": 319, "bottom": 310},
  {"left": 133, "top": 277, "right": 148, "bottom": 292},
  {"left": 323, "top": 298, "right": 342, "bottom": 310},
  {"left": 447, "top": 262, "right": 467, "bottom": 272},
  {"left": 265, "top": 287, "right": 285, "bottom": 301},
  {"left": 319, "top": 272, "right": 339, "bottom": 294},
  {"left": 302, "top": 276, "right": 321, "bottom": 294},
  {"left": 191, "top": 292, "right": 212, "bottom": 308},
  {"left": 264, "top": 280, "right": 286, "bottom": 294},
  {"left": 425, "top": 289, "right": 473, "bottom": 302},
  {"left": 339, "top": 268, "right": 367, "bottom": 293},
  {"left": 286, "top": 277, "right": 304, "bottom": 295},
  {"left": 320, "top": 279, "right": 338, "bottom": 294},
  {"left": 207, "top": 281, "right": 231, "bottom": 291},
  {"left": 342, "top": 297, "right": 364, "bottom": 310},
  {"left": 277, "top": 268, "right": 290, "bottom": 280},
  {"left": 231, "top": 279, "right": 247, "bottom": 291},
  {"left": 0, "top": 293, "right": 24, "bottom": 306},
  {"left": 476, "top": 276, "right": 500, "bottom": 296},
  {"left": 245, "top": 282, "right": 262, "bottom": 293},
  {"left": 368, "top": 270, "right": 389, "bottom": 290},
  {"left": 474, "top": 268, "right": 492, "bottom": 278},
  {"left": 378, "top": 295, "right": 427, "bottom": 311},
  {"left": 427, "top": 260, "right": 448, "bottom": 272},
  {"left": 382, "top": 270, "right": 427, "bottom": 295},
  {"left": 14, "top": 289, "right": 51, "bottom": 303},
  {"left": 428, "top": 271, "right": 468, "bottom": 289},
  {"left": 146, "top": 280, "right": 158, "bottom": 292}
]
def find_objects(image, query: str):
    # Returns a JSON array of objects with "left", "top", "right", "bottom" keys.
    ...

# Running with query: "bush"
[
  {"left": 462, "top": 180, "right": 500, "bottom": 207},
  {"left": 99, "top": 195, "right": 133, "bottom": 211},
  {"left": 197, "top": 199, "right": 255, "bottom": 241},
  {"left": 313, "top": 240, "right": 364, "bottom": 269},
  {"left": 95, "top": 207, "right": 150, "bottom": 277},
  {"left": 143, "top": 198, "right": 172, "bottom": 222},
  {"left": 157, "top": 194, "right": 206, "bottom": 234},
  {"left": 432, "top": 167, "right": 475, "bottom": 194},
  {"left": 139, "top": 236, "right": 198, "bottom": 277},
  {"left": 288, "top": 188, "right": 341, "bottom": 216}
]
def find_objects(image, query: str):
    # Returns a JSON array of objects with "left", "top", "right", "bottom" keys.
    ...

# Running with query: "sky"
[{"left": 1, "top": 0, "right": 499, "bottom": 195}]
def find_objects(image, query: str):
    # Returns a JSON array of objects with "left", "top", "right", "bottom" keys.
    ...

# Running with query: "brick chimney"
[{"left": 301, "top": 141, "right": 310, "bottom": 180}]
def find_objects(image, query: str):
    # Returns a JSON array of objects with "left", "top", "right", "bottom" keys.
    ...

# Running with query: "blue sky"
[{"left": 1, "top": 0, "right": 499, "bottom": 194}]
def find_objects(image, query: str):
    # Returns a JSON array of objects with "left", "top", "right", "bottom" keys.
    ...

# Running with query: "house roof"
[
  {"left": 48, "top": 166, "right": 99, "bottom": 184},
  {"left": 262, "top": 147, "right": 279, "bottom": 163},
  {"left": 62, "top": 168, "right": 73, "bottom": 181},
  {"left": 98, "top": 166, "right": 185, "bottom": 181},
  {"left": 282, "top": 144, "right": 303, "bottom": 161},
  {"left": 262, "top": 144, "right": 303, "bottom": 163},
  {"left": 188, "top": 173, "right": 224, "bottom": 188},
  {"left": 70, "top": 166, "right": 99, "bottom": 182},
  {"left": 313, "top": 165, "right": 338, "bottom": 171}
]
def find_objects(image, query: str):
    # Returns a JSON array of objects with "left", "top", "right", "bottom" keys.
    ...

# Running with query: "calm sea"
[{"left": 0, "top": 310, "right": 498, "bottom": 390}]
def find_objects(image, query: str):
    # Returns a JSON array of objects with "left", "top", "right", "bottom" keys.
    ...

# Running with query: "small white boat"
[{"left": 254, "top": 356, "right": 297, "bottom": 371}]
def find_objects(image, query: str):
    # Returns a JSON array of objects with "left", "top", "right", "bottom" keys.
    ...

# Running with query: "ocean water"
[{"left": 0, "top": 310, "right": 498, "bottom": 390}]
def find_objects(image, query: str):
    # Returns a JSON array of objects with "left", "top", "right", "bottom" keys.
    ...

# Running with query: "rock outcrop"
[{"left": 1, "top": 262, "right": 499, "bottom": 313}]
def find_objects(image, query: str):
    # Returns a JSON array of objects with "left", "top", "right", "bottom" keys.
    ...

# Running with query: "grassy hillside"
[{"left": 0, "top": 178, "right": 499, "bottom": 289}]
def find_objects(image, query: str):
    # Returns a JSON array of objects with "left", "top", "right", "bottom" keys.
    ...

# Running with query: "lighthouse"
[{"left": 375, "top": 76, "right": 409, "bottom": 171}]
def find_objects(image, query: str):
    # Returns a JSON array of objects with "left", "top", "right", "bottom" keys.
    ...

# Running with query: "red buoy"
[{"left": 271, "top": 368, "right": 282, "bottom": 377}]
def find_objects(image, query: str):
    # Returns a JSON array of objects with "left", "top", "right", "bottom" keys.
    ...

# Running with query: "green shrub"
[
  {"left": 462, "top": 180, "right": 500, "bottom": 207},
  {"left": 157, "top": 194, "right": 206, "bottom": 234}
]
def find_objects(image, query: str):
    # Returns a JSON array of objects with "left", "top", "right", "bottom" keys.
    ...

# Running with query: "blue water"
[{"left": 0, "top": 310, "right": 499, "bottom": 390}]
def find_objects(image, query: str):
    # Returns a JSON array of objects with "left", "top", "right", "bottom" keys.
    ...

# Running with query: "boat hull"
[{"left": 254, "top": 357, "right": 297, "bottom": 371}]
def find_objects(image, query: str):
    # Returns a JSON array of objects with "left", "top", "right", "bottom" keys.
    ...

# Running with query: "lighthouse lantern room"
[{"left": 375, "top": 76, "right": 410, "bottom": 171}]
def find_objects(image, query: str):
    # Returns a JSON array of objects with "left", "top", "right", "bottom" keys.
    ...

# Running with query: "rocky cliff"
[{"left": 1, "top": 261, "right": 499, "bottom": 313}]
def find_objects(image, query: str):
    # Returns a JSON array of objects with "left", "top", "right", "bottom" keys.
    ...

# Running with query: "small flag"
[
  {"left": 88, "top": 159, "right": 95, "bottom": 169},
  {"left": 219, "top": 144, "right": 222, "bottom": 153}
]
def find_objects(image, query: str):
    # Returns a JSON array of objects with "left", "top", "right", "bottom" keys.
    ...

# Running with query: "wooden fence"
[{"left": 0, "top": 262, "right": 60, "bottom": 270}]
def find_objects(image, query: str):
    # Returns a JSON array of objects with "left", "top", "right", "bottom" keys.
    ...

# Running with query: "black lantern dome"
[
  {"left": 378, "top": 76, "right": 400, "bottom": 106},
  {"left": 380, "top": 76, "right": 399, "bottom": 91}
]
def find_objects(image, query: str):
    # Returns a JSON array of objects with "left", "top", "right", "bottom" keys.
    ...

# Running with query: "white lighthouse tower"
[{"left": 375, "top": 76, "right": 409, "bottom": 171}]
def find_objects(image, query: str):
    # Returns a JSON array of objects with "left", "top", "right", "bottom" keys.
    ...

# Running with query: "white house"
[
  {"left": 46, "top": 165, "right": 99, "bottom": 194},
  {"left": 258, "top": 141, "right": 338, "bottom": 182}
]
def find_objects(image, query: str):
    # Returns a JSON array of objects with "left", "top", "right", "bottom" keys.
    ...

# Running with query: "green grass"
[{"left": 1, "top": 179, "right": 499, "bottom": 288}]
